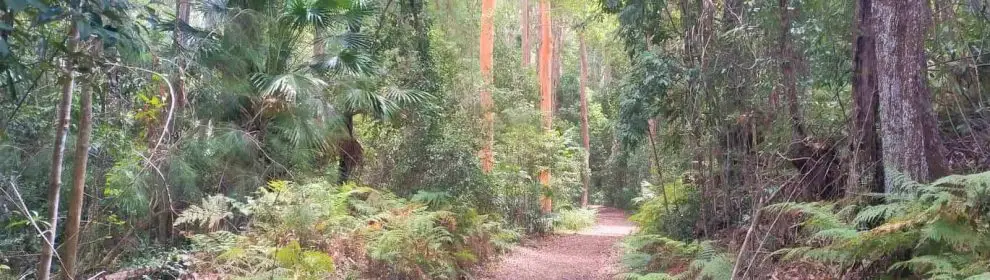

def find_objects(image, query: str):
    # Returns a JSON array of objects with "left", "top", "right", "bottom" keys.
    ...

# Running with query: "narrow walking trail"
[{"left": 481, "top": 206, "right": 636, "bottom": 280}]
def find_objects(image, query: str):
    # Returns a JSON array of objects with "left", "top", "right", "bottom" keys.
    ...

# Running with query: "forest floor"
[{"left": 480, "top": 206, "right": 636, "bottom": 280}]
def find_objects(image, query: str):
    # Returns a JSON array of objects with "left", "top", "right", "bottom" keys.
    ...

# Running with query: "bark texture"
[
  {"left": 874, "top": 0, "right": 947, "bottom": 190},
  {"left": 847, "top": 0, "right": 884, "bottom": 197},
  {"left": 480, "top": 0, "right": 496, "bottom": 172},
  {"left": 538, "top": 0, "right": 553, "bottom": 213},
  {"left": 60, "top": 75, "right": 94, "bottom": 280},
  {"left": 37, "top": 23, "right": 78, "bottom": 280}
]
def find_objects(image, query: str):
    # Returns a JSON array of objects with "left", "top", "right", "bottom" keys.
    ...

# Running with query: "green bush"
[
  {"left": 618, "top": 235, "right": 733, "bottom": 280},
  {"left": 767, "top": 171, "right": 990, "bottom": 279},
  {"left": 630, "top": 179, "right": 701, "bottom": 240},
  {"left": 174, "top": 181, "right": 518, "bottom": 279},
  {"left": 553, "top": 208, "right": 598, "bottom": 232}
]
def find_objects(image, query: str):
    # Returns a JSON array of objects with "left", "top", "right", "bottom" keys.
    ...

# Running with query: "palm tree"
[
  {"left": 191, "top": 0, "right": 426, "bottom": 184},
  {"left": 93, "top": 0, "right": 428, "bottom": 245}
]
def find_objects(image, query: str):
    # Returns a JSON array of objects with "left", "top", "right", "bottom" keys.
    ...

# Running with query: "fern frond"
[
  {"left": 617, "top": 272, "right": 680, "bottom": 280},
  {"left": 800, "top": 248, "right": 853, "bottom": 264},
  {"left": 175, "top": 194, "right": 235, "bottom": 231},
  {"left": 690, "top": 253, "right": 733, "bottom": 280},
  {"left": 920, "top": 219, "right": 982, "bottom": 249},
  {"left": 765, "top": 202, "right": 848, "bottom": 232},
  {"left": 772, "top": 246, "right": 813, "bottom": 262},
  {"left": 412, "top": 190, "right": 453, "bottom": 209},
  {"left": 889, "top": 255, "right": 958, "bottom": 277},
  {"left": 809, "top": 228, "right": 858, "bottom": 243},
  {"left": 853, "top": 203, "right": 907, "bottom": 225}
]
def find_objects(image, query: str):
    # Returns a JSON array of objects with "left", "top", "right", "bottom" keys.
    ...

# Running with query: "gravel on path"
[{"left": 480, "top": 206, "right": 637, "bottom": 280}]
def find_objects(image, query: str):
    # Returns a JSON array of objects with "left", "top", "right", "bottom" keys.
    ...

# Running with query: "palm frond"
[
  {"left": 334, "top": 1, "right": 376, "bottom": 30},
  {"left": 382, "top": 86, "right": 430, "bottom": 105},
  {"left": 282, "top": 0, "right": 329, "bottom": 28},
  {"left": 250, "top": 72, "right": 327, "bottom": 101},
  {"left": 332, "top": 32, "right": 374, "bottom": 50},
  {"left": 313, "top": 49, "right": 376, "bottom": 76}
]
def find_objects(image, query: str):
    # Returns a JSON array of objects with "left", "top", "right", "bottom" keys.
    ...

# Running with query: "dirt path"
[{"left": 481, "top": 206, "right": 636, "bottom": 280}]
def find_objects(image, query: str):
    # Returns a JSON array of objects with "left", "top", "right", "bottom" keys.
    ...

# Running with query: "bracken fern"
[{"left": 767, "top": 171, "right": 990, "bottom": 279}]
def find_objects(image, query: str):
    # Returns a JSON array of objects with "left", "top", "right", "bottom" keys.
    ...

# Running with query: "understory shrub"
[
  {"left": 618, "top": 235, "right": 733, "bottom": 280},
  {"left": 630, "top": 179, "right": 701, "bottom": 240},
  {"left": 767, "top": 171, "right": 990, "bottom": 279},
  {"left": 173, "top": 181, "right": 519, "bottom": 279},
  {"left": 553, "top": 207, "right": 598, "bottom": 232}
]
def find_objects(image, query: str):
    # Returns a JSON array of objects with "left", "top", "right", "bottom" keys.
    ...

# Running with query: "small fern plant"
[
  {"left": 768, "top": 170, "right": 990, "bottom": 279},
  {"left": 174, "top": 194, "right": 245, "bottom": 232},
  {"left": 619, "top": 235, "right": 733, "bottom": 280}
]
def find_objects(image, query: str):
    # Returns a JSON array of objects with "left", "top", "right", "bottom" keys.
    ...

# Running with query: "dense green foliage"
[
  {"left": 0, "top": 0, "right": 616, "bottom": 278},
  {"left": 601, "top": 0, "right": 990, "bottom": 279},
  {"left": 768, "top": 171, "right": 990, "bottom": 279},
  {"left": 3, "top": 0, "right": 990, "bottom": 279},
  {"left": 175, "top": 181, "right": 519, "bottom": 279},
  {"left": 552, "top": 207, "right": 597, "bottom": 232},
  {"left": 619, "top": 235, "right": 732, "bottom": 280}
]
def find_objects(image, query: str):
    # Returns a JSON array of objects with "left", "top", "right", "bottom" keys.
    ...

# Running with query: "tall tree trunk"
[
  {"left": 338, "top": 113, "right": 362, "bottom": 184},
  {"left": 337, "top": 25, "right": 363, "bottom": 184},
  {"left": 537, "top": 0, "right": 553, "bottom": 213},
  {"left": 847, "top": 0, "right": 884, "bottom": 198},
  {"left": 59, "top": 76, "right": 94, "bottom": 280},
  {"left": 551, "top": 23, "right": 562, "bottom": 113},
  {"left": 578, "top": 33, "right": 590, "bottom": 207},
  {"left": 520, "top": 0, "right": 530, "bottom": 67},
  {"left": 875, "top": 0, "right": 947, "bottom": 190},
  {"left": 480, "top": 0, "right": 496, "bottom": 173},
  {"left": 37, "top": 23, "right": 79, "bottom": 280}
]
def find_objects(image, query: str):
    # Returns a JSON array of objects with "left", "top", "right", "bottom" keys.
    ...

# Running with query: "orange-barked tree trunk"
[
  {"left": 37, "top": 22, "right": 79, "bottom": 280},
  {"left": 480, "top": 0, "right": 496, "bottom": 172},
  {"left": 537, "top": 0, "right": 553, "bottom": 213},
  {"left": 59, "top": 71, "right": 94, "bottom": 280},
  {"left": 551, "top": 22, "right": 562, "bottom": 113},
  {"left": 578, "top": 32, "right": 590, "bottom": 207}
]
